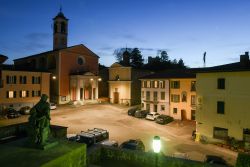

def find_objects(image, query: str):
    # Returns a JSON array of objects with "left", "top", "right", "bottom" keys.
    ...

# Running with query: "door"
[
  {"left": 84, "top": 89, "right": 89, "bottom": 99},
  {"left": 93, "top": 88, "right": 96, "bottom": 99},
  {"left": 80, "top": 88, "right": 84, "bottom": 100},
  {"left": 181, "top": 110, "right": 187, "bottom": 120},
  {"left": 191, "top": 110, "right": 196, "bottom": 120},
  {"left": 113, "top": 92, "right": 119, "bottom": 104},
  {"left": 154, "top": 105, "right": 158, "bottom": 112}
]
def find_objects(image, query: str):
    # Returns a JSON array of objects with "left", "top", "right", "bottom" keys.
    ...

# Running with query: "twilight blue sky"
[{"left": 1, "top": 0, "right": 250, "bottom": 67}]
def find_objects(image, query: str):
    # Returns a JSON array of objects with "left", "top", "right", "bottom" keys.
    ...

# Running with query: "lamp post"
[{"left": 153, "top": 136, "right": 161, "bottom": 167}]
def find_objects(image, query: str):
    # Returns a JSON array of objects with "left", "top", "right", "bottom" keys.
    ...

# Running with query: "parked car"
[
  {"left": 156, "top": 115, "right": 174, "bottom": 125},
  {"left": 120, "top": 139, "right": 145, "bottom": 151},
  {"left": 134, "top": 110, "right": 149, "bottom": 118},
  {"left": 6, "top": 108, "right": 21, "bottom": 119},
  {"left": 204, "top": 155, "right": 228, "bottom": 166},
  {"left": 146, "top": 112, "right": 160, "bottom": 121},
  {"left": 67, "top": 128, "right": 109, "bottom": 147},
  {"left": 50, "top": 103, "right": 57, "bottom": 110},
  {"left": 100, "top": 140, "right": 118, "bottom": 147},
  {"left": 127, "top": 107, "right": 138, "bottom": 116},
  {"left": 19, "top": 106, "right": 31, "bottom": 115}
]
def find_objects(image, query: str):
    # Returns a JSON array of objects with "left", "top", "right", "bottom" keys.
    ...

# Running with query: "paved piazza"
[{"left": 0, "top": 104, "right": 237, "bottom": 165}]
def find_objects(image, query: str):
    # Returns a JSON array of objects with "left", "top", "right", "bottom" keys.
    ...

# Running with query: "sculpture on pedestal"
[{"left": 28, "top": 94, "right": 51, "bottom": 147}]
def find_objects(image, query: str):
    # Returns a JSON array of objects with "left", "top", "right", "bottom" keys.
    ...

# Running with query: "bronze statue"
[{"left": 28, "top": 94, "right": 51, "bottom": 147}]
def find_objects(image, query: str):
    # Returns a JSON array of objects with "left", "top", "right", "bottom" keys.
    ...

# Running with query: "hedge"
[{"left": 236, "top": 153, "right": 250, "bottom": 167}]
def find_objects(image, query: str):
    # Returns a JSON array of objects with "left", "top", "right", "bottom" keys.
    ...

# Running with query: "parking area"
[{"left": 0, "top": 104, "right": 237, "bottom": 165}]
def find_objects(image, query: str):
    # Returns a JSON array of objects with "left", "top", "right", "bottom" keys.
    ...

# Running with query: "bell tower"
[{"left": 53, "top": 7, "right": 68, "bottom": 50}]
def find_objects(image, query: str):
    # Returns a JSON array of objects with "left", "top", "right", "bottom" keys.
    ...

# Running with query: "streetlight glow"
[
  {"left": 52, "top": 76, "right": 56, "bottom": 80},
  {"left": 98, "top": 78, "right": 102, "bottom": 81},
  {"left": 153, "top": 136, "right": 161, "bottom": 153}
]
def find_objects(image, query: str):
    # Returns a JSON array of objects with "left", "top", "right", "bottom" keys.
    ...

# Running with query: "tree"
[
  {"left": 130, "top": 48, "right": 144, "bottom": 68},
  {"left": 160, "top": 51, "right": 168, "bottom": 62},
  {"left": 113, "top": 48, "right": 132, "bottom": 64},
  {"left": 178, "top": 58, "right": 185, "bottom": 67}
]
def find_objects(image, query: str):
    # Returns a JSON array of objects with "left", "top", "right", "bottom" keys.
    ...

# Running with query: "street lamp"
[
  {"left": 52, "top": 76, "right": 56, "bottom": 80},
  {"left": 153, "top": 136, "right": 161, "bottom": 167}
]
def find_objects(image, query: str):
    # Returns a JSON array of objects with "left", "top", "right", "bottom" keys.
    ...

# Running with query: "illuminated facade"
[
  {"left": 13, "top": 10, "right": 99, "bottom": 104},
  {"left": 140, "top": 71, "right": 196, "bottom": 120},
  {"left": 196, "top": 52, "right": 250, "bottom": 141},
  {"left": 0, "top": 68, "right": 50, "bottom": 110}
]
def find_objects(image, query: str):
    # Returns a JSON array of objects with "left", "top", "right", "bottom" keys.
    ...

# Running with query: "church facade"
[{"left": 14, "top": 10, "right": 100, "bottom": 104}]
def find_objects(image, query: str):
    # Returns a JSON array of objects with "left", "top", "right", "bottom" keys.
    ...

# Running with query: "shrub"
[{"left": 236, "top": 153, "right": 250, "bottom": 167}]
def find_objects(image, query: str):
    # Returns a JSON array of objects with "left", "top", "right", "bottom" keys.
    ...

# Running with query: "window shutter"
[
  {"left": 6, "top": 76, "right": 9, "bottom": 84},
  {"left": 32, "top": 91, "right": 34, "bottom": 97},
  {"left": 14, "top": 76, "right": 16, "bottom": 84},
  {"left": 38, "top": 77, "right": 41, "bottom": 84},
  {"left": 14, "top": 91, "right": 16, "bottom": 98},
  {"left": 6, "top": 91, "right": 9, "bottom": 98},
  {"left": 20, "top": 91, "right": 22, "bottom": 98},
  {"left": 24, "top": 76, "right": 27, "bottom": 84},
  {"left": 27, "top": 91, "right": 29, "bottom": 97},
  {"left": 32, "top": 77, "right": 34, "bottom": 84},
  {"left": 38, "top": 91, "right": 41, "bottom": 96},
  {"left": 163, "top": 81, "right": 165, "bottom": 88}
]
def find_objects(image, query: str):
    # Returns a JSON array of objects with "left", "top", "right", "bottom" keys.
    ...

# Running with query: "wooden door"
[
  {"left": 113, "top": 92, "right": 119, "bottom": 104},
  {"left": 181, "top": 110, "right": 187, "bottom": 120}
]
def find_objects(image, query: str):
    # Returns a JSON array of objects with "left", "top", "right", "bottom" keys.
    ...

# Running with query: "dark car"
[
  {"left": 67, "top": 128, "right": 109, "bottom": 147},
  {"left": 205, "top": 155, "right": 228, "bottom": 166},
  {"left": 134, "top": 110, "right": 149, "bottom": 118},
  {"left": 19, "top": 106, "right": 31, "bottom": 115},
  {"left": 127, "top": 107, "right": 138, "bottom": 116},
  {"left": 7, "top": 108, "right": 21, "bottom": 119},
  {"left": 120, "top": 139, "right": 145, "bottom": 151},
  {"left": 155, "top": 115, "right": 174, "bottom": 125}
]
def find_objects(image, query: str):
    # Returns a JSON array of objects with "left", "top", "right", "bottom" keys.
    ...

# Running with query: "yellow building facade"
[
  {"left": 0, "top": 70, "right": 50, "bottom": 110},
  {"left": 196, "top": 71, "right": 250, "bottom": 141},
  {"left": 169, "top": 78, "right": 196, "bottom": 120},
  {"left": 196, "top": 52, "right": 250, "bottom": 141}
]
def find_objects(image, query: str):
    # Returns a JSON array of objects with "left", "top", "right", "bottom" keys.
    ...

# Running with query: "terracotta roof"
[{"left": 13, "top": 44, "right": 99, "bottom": 61}]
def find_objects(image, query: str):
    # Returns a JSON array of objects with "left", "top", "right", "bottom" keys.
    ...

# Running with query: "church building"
[{"left": 14, "top": 9, "right": 100, "bottom": 104}]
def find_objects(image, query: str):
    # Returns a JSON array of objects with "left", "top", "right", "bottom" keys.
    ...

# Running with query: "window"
[
  {"left": 32, "top": 90, "right": 41, "bottom": 97},
  {"left": 32, "top": 76, "right": 41, "bottom": 84},
  {"left": 171, "top": 94, "right": 180, "bottom": 103},
  {"left": 146, "top": 81, "right": 150, "bottom": 88},
  {"left": 213, "top": 127, "right": 228, "bottom": 140},
  {"left": 153, "top": 92, "right": 158, "bottom": 101},
  {"left": 181, "top": 92, "right": 187, "bottom": 102},
  {"left": 173, "top": 108, "right": 177, "bottom": 114},
  {"left": 61, "top": 22, "right": 66, "bottom": 33},
  {"left": 146, "top": 91, "right": 150, "bottom": 101},
  {"left": 191, "top": 95, "right": 196, "bottom": 105},
  {"left": 6, "top": 91, "right": 16, "bottom": 98},
  {"left": 161, "top": 105, "right": 165, "bottom": 111},
  {"left": 77, "top": 56, "right": 85, "bottom": 65},
  {"left": 170, "top": 81, "right": 180, "bottom": 89},
  {"left": 243, "top": 129, "right": 250, "bottom": 142},
  {"left": 161, "top": 92, "right": 165, "bottom": 100},
  {"left": 154, "top": 81, "right": 158, "bottom": 88},
  {"left": 141, "top": 103, "right": 144, "bottom": 108},
  {"left": 217, "top": 101, "right": 225, "bottom": 114},
  {"left": 61, "top": 96, "right": 67, "bottom": 101},
  {"left": 115, "top": 75, "right": 120, "bottom": 81},
  {"left": 19, "top": 76, "right": 27, "bottom": 84},
  {"left": 141, "top": 91, "right": 144, "bottom": 98},
  {"left": 191, "top": 81, "right": 196, "bottom": 91},
  {"left": 217, "top": 78, "right": 225, "bottom": 89},
  {"left": 6, "top": 76, "right": 16, "bottom": 84},
  {"left": 159, "top": 81, "right": 165, "bottom": 88},
  {"left": 143, "top": 81, "right": 147, "bottom": 88},
  {"left": 20, "top": 90, "right": 28, "bottom": 98}
]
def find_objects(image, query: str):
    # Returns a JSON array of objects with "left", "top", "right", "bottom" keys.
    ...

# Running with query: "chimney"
[{"left": 240, "top": 52, "right": 250, "bottom": 67}]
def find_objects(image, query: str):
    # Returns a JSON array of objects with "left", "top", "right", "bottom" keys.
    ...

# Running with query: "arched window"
[
  {"left": 181, "top": 91, "right": 187, "bottom": 102},
  {"left": 54, "top": 23, "right": 57, "bottom": 33},
  {"left": 77, "top": 56, "right": 85, "bottom": 65},
  {"left": 61, "top": 22, "right": 66, "bottom": 33}
]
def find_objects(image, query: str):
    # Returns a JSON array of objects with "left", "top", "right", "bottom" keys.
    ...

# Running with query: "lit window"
[
  {"left": 21, "top": 91, "right": 26, "bottom": 97},
  {"left": 159, "top": 81, "right": 165, "bottom": 88},
  {"left": 8, "top": 91, "right": 14, "bottom": 98},
  {"left": 146, "top": 81, "right": 150, "bottom": 88},
  {"left": 154, "top": 81, "right": 158, "bottom": 88}
]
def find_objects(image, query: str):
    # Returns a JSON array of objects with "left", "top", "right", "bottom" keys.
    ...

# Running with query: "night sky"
[{"left": 1, "top": 0, "right": 250, "bottom": 67}]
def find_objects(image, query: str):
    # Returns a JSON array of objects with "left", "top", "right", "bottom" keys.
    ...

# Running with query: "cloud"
[{"left": 99, "top": 46, "right": 114, "bottom": 51}]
